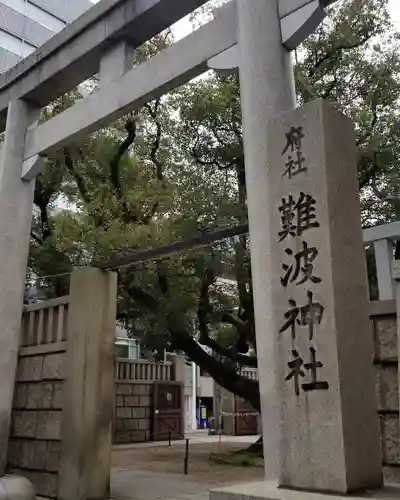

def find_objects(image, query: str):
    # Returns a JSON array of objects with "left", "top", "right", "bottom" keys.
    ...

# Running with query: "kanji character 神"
[
  {"left": 281, "top": 241, "right": 321, "bottom": 287},
  {"left": 300, "top": 290, "right": 324, "bottom": 341},
  {"left": 279, "top": 298, "right": 299, "bottom": 340},
  {"left": 279, "top": 291, "right": 324, "bottom": 341}
]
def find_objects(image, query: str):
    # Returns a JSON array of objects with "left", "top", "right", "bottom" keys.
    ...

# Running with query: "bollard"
[
  {"left": 169, "top": 429, "right": 171, "bottom": 446},
  {"left": 184, "top": 439, "right": 189, "bottom": 474}
]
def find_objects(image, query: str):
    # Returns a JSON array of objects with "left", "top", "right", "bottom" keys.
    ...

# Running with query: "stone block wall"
[
  {"left": 371, "top": 300, "right": 400, "bottom": 481},
  {"left": 7, "top": 344, "right": 66, "bottom": 498},
  {"left": 114, "top": 382, "right": 153, "bottom": 443}
]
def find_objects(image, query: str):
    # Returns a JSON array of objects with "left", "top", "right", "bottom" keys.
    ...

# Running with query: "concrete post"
[
  {"left": 99, "top": 41, "right": 134, "bottom": 88},
  {"left": 58, "top": 267, "right": 117, "bottom": 500},
  {"left": 171, "top": 354, "right": 185, "bottom": 382},
  {"left": 191, "top": 362, "right": 197, "bottom": 430},
  {"left": 237, "top": 0, "right": 296, "bottom": 479},
  {"left": 0, "top": 99, "right": 40, "bottom": 475},
  {"left": 395, "top": 263, "right": 400, "bottom": 425},
  {"left": 374, "top": 238, "right": 394, "bottom": 300}
]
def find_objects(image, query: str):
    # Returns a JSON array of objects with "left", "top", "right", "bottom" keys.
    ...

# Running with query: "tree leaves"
[{"left": 27, "top": 0, "right": 400, "bottom": 407}]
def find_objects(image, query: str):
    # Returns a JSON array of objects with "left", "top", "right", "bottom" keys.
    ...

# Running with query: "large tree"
[{"left": 28, "top": 0, "right": 400, "bottom": 412}]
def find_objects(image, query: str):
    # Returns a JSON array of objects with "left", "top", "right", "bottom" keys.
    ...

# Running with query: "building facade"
[{"left": 0, "top": 0, "right": 90, "bottom": 72}]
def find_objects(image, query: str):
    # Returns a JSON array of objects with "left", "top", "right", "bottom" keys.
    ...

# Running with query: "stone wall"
[
  {"left": 214, "top": 300, "right": 400, "bottom": 480},
  {"left": 114, "top": 382, "right": 153, "bottom": 444},
  {"left": 113, "top": 357, "right": 184, "bottom": 444},
  {"left": 371, "top": 300, "right": 399, "bottom": 481},
  {"left": 5, "top": 268, "right": 117, "bottom": 500},
  {"left": 7, "top": 343, "right": 66, "bottom": 498}
]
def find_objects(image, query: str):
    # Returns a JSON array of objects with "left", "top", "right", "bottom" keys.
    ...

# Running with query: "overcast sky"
[
  {"left": 90, "top": 0, "right": 400, "bottom": 31},
  {"left": 389, "top": 0, "right": 400, "bottom": 27},
  {"left": 172, "top": 0, "right": 400, "bottom": 38}
]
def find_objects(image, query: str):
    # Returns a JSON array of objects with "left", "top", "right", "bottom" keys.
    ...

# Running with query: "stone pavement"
[
  {"left": 110, "top": 436, "right": 260, "bottom": 500},
  {"left": 111, "top": 469, "right": 212, "bottom": 500}
]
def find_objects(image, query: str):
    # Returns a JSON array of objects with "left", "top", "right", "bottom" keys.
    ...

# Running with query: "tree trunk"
[{"left": 172, "top": 328, "right": 260, "bottom": 412}]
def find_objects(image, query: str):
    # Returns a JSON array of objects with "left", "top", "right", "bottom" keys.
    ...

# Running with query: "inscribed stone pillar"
[
  {"left": 265, "top": 99, "right": 382, "bottom": 492},
  {"left": 58, "top": 267, "right": 117, "bottom": 500},
  {"left": 0, "top": 99, "right": 40, "bottom": 475}
]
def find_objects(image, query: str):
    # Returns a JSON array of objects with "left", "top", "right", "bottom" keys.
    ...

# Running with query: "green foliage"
[{"left": 27, "top": 0, "right": 400, "bottom": 407}]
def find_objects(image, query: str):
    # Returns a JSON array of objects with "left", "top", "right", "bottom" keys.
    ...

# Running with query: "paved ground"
[
  {"left": 111, "top": 469, "right": 212, "bottom": 500},
  {"left": 111, "top": 435, "right": 263, "bottom": 500}
]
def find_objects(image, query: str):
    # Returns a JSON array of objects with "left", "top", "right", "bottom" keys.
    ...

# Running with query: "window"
[
  {"left": 128, "top": 339, "right": 140, "bottom": 360},
  {"left": 0, "top": 29, "right": 35, "bottom": 57},
  {"left": 115, "top": 344, "right": 129, "bottom": 359},
  {"left": 115, "top": 337, "right": 142, "bottom": 360},
  {"left": 26, "top": 0, "right": 65, "bottom": 31},
  {"left": 1, "top": 0, "right": 65, "bottom": 32}
]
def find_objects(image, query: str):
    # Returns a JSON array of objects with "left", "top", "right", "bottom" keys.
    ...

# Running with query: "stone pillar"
[
  {"left": 213, "top": 381, "right": 222, "bottom": 433},
  {"left": 237, "top": 0, "right": 296, "bottom": 478},
  {"left": 395, "top": 262, "right": 400, "bottom": 424},
  {"left": 58, "top": 267, "right": 117, "bottom": 500},
  {"left": 374, "top": 238, "right": 395, "bottom": 300},
  {"left": 191, "top": 362, "right": 197, "bottom": 431},
  {"left": 171, "top": 355, "right": 186, "bottom": 383},
  {"left": 266, "top": 99, "right": 382, "bottom": 492},
  {"left": 0, "top": 99, "right": 40, "bottom": 475}
]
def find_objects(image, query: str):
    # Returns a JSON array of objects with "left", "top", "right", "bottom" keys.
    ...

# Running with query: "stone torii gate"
[{"left": 2, "top": 0, "right": 381, "bottom": 499}]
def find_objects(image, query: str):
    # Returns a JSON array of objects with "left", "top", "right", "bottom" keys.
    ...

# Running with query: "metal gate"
[
  {"left": 153, "top": 381, "right": 183, "bottom": 441},
  {"left": 234, "top": 396, "right": 259, "bottom": 436}
]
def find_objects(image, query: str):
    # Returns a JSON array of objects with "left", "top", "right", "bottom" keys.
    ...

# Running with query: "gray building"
[{"left": 0, "top": 0, "right": 91, "bottom": 72}]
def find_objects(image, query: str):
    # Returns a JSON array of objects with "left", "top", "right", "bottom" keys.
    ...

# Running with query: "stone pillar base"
[
  {"left": 210, "top": 481, "right": 400, "bottom": 500},
  {"left": 0, "top": 475, "right": 35, "bottom": 500}
]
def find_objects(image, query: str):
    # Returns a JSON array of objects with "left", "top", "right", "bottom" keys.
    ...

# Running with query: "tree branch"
[
  {"left": 197, "top": 264, "right": 257, "bottom": 368},
  {"left": 308, "top": 31, "right": 374, "bottom": 78},
  {"left": 156, "top": 261, "right": 169, "bottom": 295},
  {"left": 63, "top": 148, "right": 91, "bottom": 204},
  {"left": 125, "top": 282, "right": 159, "bottom": 312},
  {"left": 220, "top": 312, "right": 246, "bottom": 331},
  {"left": 121, "top": 273, "right": 260, "bottom": 408},
  {"left": 110, "top": 117, "right": 137, "bottom": 197},
  {"left": 145, "top": 101, "right": 164, "bottom": 182},
  {"left": 359, "top": 150, "right": 380, "bottom": 189},
  {"left": 33, "top": 177, "right": 53, "bottom": 241},
  {"left": 174, "top": 333, "right": 260, "bottom": 411},
  {"left": 30, "top": 231, "right": 43, "bottom": 245}
]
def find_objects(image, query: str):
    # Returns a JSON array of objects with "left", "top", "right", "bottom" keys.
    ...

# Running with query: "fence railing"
[
  {"left": 115, "top": 358, "right": 173, "bottom": 381},
  {"left": 363, "top": 221, "right": 400, "bottom": 300},
  {"left": 240, "top": 367, "right": 258, "bottom": 380},
  {"left": 20, "top": 296, "right": 69, "bottom": 347}
]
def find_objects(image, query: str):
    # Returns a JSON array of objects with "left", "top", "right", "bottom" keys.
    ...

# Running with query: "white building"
[
  {"left": 0, "top": 0, "right": 90, "bottom": 72},
  {"left": 115, "top": 326, "right": 215, "bottom": 431}
]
